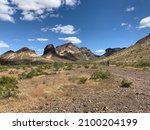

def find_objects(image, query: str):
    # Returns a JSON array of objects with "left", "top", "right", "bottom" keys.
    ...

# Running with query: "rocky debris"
[
  {"left": 43, "top": 44, "right": 57, "bottom": 56},
  {"left": 103, "top": 48, "right": 126, "bottom": 56}
]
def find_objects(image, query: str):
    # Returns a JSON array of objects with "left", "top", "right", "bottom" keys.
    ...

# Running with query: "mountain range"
[{"left": 0, "top": 34, "right": 149, "bottom": 65}]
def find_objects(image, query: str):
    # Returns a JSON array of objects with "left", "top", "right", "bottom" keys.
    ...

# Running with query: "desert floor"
[{"left": 0, "top": 63, "right": 150, "bottom": 113}]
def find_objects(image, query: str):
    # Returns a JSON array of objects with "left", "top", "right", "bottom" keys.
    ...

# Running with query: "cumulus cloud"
[
  {"left": 65, "top": 0, "right": 80, "bottom": 6},
  {"left": 126, "top": 7, "right": 135, "bottom": 12},
  {"left": 51, "top": 24, "right": 79, "bottom": 34},
  {"left": 0, "top": 0, "right": 80, "bottom": 22},
  {"left": 0, "top": 40, "right": 9, "bottom": 48},
  {"left": 0, "top": 0, "right": 15, "bottom": 23},
  {"left": 138, "top": 16, "right": 150, "bottom": 29},
  {"left": 58, "top": 37, "right": 81, "bottom": 44}
]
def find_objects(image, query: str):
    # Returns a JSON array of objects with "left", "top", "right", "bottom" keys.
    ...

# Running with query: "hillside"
[
  {"left": 0, "top": 43, "right": 98, "bottom": 65},
  {"left": 100, "top": 34, "right": 150, "bottom": 67}
]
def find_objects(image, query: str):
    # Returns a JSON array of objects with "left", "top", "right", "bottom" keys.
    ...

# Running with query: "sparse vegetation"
[
  {"left": 68, "top": 76, "right": 78, "bottom": 83},
  {"left": 90, "top": 70, "right": 111, "bottom": 80},
  {"left": 120, "top": 79, "right": 132, "bottom": 88},
  {"left": 64, "top": 63, "right": 73, "bottom": 70},
  {"left": 136, "top": 60, "right": 150, "bottom": 68},
  {"left": 19, "top": 68, "right": 54, "bottom": 79},
  {"left": 0, "top": 76, "right": 19, "bottom": 98},
  {"left": 78, "top": 77, "right": 88, "bottom": 84}
]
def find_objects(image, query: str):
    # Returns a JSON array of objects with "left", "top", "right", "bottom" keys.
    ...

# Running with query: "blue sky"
[{"left": 0, "top": 0, "right": 150, "bottom": 55}]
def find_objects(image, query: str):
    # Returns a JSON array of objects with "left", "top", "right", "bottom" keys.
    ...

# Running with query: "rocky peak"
[
  {"left": 103, "top": 48, "right": 126, "bottom": 56},
  {"left": 43, "top": 44, "right": 56, "bottom": 56},
  {"left": 2, "top": 50, "right": 15, "bottom": 55},
  {"left": 56, "top": 42, "right": 78, "bottom": 50},
  {"left": 16, "top": 47, "right": 36, "bottom": 54}
]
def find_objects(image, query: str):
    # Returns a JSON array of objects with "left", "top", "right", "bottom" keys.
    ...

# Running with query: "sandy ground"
[{"left": 0, "top": 65, "right": 150, "bottom": 113}]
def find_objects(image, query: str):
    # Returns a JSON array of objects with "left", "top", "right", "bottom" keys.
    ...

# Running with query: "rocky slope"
[
  {"left": 101, "top": 34, "right": 150, "bottom": 65},
  {"left": 0, "top": 42, "right": 98, "bottom": 64},
  {"left": 0, "top": 47, "right": 49, "bottom": 64},
  {"left": 56, "top": 42, "right": 98, "bottom": 60},
  {"left": 103, "top": 48, "right": 126, "bottom": 56}
]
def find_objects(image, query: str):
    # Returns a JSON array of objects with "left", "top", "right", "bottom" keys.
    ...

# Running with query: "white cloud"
[
  {"left": 95, "top": 50, "right": 105, "bottom": 53},
  {"left": 65, "top": 0, "right": 80, "bottom": 6},
  {"left": 51, "top": 24, "right": 79, "bottom": 34},
  {"left": 28, "top": 39, "right": 35, "bottom": 42},
  {"left": 0, "top": 0, "right": 15, "bottom": 23},
  {"left": 41, "top": 27, "right": 49, "bottom": 32},
  {"left": 37, "top": 38, "right": 48, "bottom": 42},
  {"left": 0, "top": 41, "right": 9, "bottom": 48},
  {"left": 121, "top": 23, "right": 132, "bottom": 30},
  {"left": 58, "top": 37, "right": 81, "bottom": 44},
  {"left": 121, "top": 23, "right": 128, "bottom": 26},
  {"left": 138, "top": 16, "right": 150, "bottom": 29},
  {"left": 0, "top": 0, "right": 80, "bottom": 22},
  {"left": 126, "top": 7, "right": 135, "bottom": 12},
  {"left": 28, "top": 38, "right": 48, "bottom": 42}
]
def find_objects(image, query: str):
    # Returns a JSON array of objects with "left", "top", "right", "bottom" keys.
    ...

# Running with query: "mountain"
[
  {"left": 103, "top": 48, "right": 126, "bottom": 56},
  {"left": 0, "top": 42, "right": 98, "bottom": 64},
  {"left": 0, "top": 47, "right": 49, "bottom": 65},
  {"left": 101, "top": 34, "right": 150, "bottom": 66},
  {"left": 56, "top": 42, "right": 98, "bottom": 60}
]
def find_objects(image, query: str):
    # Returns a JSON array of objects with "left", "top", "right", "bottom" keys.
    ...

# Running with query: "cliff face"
[{"left": 43, "top": 44, "right": 56, "bottom": 56}]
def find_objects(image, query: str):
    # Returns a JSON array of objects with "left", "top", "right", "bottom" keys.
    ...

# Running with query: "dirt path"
[{"left": 107, "top": 66, "right": 150, "bottom": 95}]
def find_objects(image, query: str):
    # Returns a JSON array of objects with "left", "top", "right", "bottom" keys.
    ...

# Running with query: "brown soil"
[{"left": 0, "top": 65, "right": 150, "bottom": 113}]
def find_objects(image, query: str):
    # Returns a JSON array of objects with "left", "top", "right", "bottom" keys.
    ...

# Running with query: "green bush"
[
  {"left": 78, "top": 77, "right": 88, "bottom": 84},
  {"left": 136, "top": 60, "right": 150, "bottom": 67},
  {"left": 64, "top": 64, "right": 73, "bottom": 70},
  {"left": 0, "top": 76, "right": 19, "bottom": 98},
  {"left": 90, "top": 71, "right": 111, "bottom": 80},
  {"left": 19, "top": 69, "right": 50, "bottom": 79},
  {"left": 120, "top": 79, "right": 132, "bottom": 88}
]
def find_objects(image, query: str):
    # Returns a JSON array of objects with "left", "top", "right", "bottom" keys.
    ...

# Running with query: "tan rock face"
[{"left": 56, "top": 42, "right": 98, "bottom": 60}]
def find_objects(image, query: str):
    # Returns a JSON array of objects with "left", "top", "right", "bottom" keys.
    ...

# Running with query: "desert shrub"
[
  {"left": 120, "top": 79, "right": 132, "bottom": 88},
  {"left": 90, "top": 70, "right": 111, "bottom": 80},
  {"left": 78, "top": 77, "right": 88, "bottom": 84},
  {"left": 84, "top": 65, "right": 89, "bottom": 69},
  {"left": 53, "top": 62, "right": 65, "bottom": 71},
  {"left": 0, "top": 76, "right": 19, "bottom": 98},
  {"left": 64, "top": 63, "right": 73, "bottom": 70},
  {"left": 0, "top": 66, "right": 8, "bottom": 72},
  {"left": 136, "top": 60, "right": 150, "bottom": 67},
  {"left": 19, "top": 68, "right": 50, "bottom": 79},
  {"left": 91, "top": 63, "right": 98, "bottom": 69}
]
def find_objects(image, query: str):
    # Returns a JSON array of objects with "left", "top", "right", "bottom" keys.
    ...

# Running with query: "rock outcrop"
[
  {"left": 56, "top": 42, "right": 98, "bottom": 60},
  {"left": 43, "top": 44, "right": 56, "bottom": 56},
  {"left": 103, "top": 48, "right": 126, "bottom": 56}
]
